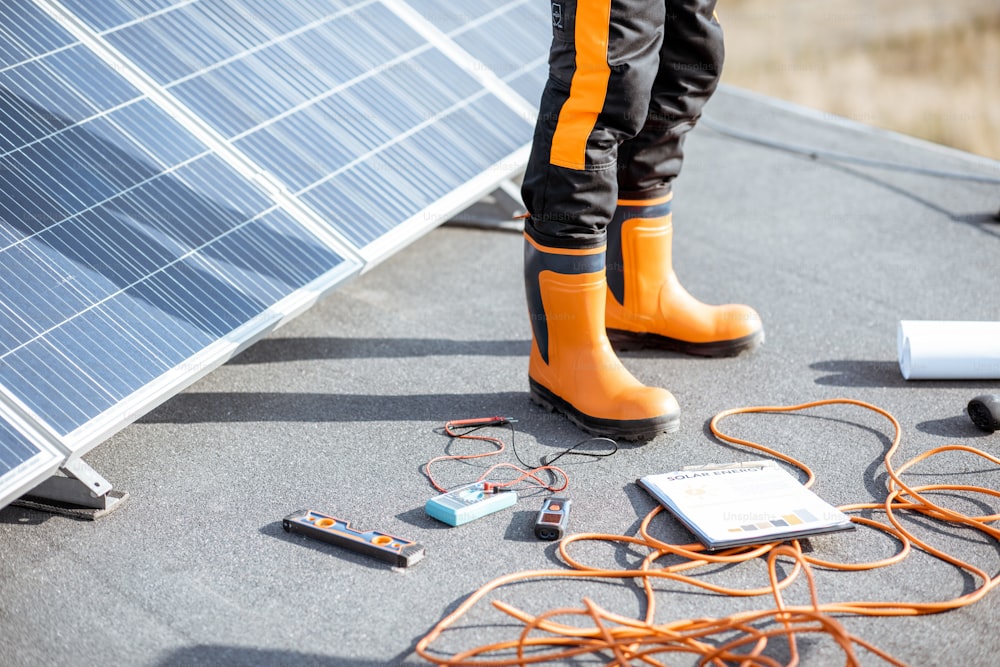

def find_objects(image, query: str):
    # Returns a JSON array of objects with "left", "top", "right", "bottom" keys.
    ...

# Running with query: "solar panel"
[
  {"left": 0, "top": 1, "right": 360, "bottom": 499},
  {"left": 0, "top": 0, "right": 548, "bottom": 508}
]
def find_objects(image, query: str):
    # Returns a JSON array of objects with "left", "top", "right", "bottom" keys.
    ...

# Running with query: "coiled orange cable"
[{"left": 414, "top": 398, "right": 1000, "bottom": 666}]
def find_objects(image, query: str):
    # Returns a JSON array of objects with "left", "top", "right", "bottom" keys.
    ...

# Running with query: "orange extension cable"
[{"left": 414, "top": 398, "right": 1000, "bottom": 666}]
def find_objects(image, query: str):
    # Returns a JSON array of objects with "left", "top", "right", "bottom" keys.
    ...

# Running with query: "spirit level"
[{"left": 282, "top": 509, "right": 426, "bottom": 567}]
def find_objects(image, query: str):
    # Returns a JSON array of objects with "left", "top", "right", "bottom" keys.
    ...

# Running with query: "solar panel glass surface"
[
  {"left": 68, "top": 0, "right": 537, "bottom": 249},
  {"left": 1, "top": 3, "right": 349, "bottom": 440}
]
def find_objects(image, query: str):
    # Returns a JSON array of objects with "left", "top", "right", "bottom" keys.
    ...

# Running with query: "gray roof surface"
[{"left": 2, "top": 86, "right": 999, "bottom": 666}]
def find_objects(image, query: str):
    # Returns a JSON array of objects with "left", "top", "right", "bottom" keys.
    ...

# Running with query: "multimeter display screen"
[{"left": 540, "top": 512, "right": 562, "bottom": 524}]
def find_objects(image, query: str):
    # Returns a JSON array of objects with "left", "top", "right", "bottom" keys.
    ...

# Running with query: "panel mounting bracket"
[{"left": 15, "top": 459, "right": 128, "bottom": 520}]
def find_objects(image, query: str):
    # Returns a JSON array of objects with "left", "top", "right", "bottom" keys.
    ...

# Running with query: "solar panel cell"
[
  {"left": 44, "top": 45, "right": 142, "bottom": 111},
  {"left": 0, "top": 2, "right": 75, "bottom": 58},
  {"left": 0, "top": 418, "right": 43, "bottom": 479},
  {"left": 103, "top": 101, "right": 208, "bottom": 167},
  {"left": 0, "top": 59, "right": 93, "bottom": 124}
]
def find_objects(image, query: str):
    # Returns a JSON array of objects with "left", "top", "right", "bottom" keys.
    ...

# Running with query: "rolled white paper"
[{"left": 897, "top": 320, "right": 1000, "bottom": 380}]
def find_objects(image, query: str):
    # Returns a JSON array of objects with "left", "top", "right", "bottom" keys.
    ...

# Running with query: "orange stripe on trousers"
[{"left": 549, "top": 0, "right": 612, "bottom": 171}]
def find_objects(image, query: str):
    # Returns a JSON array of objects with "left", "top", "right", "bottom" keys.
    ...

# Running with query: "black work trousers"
[{"left": 521, "top": 0, "right": 724, "bottom": 246}]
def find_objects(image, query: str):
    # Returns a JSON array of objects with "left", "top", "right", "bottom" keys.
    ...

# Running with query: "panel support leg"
[{"left": 15, "top": 459, "right": 128, "bottom": 519}]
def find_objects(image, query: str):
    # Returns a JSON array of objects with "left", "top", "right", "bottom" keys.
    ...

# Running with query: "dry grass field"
[{"left": 719, "top": 0, "right": 1000, "bottom": 159}]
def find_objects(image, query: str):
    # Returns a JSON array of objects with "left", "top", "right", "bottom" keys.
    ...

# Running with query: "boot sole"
[
  {"left": 528, "top": 379, "right": 680, "bottom": 442},
  {"left": 607, "top": 328, "right": 764, "bottom": 358}
]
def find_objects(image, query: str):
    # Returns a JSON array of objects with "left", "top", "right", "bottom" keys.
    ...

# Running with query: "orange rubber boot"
[
  {"left": 525, "top": 233, "right": 680, "bottom": 440},
  {"left": 606, "top": 194, "right": 764, "bottom": 357}
]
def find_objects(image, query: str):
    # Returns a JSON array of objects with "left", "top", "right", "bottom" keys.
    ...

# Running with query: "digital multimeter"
[{"left": 425, "top": 482, "right": 517, "bottom": 526}]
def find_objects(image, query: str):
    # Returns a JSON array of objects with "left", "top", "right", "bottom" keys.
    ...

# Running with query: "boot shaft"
[
  {"left": 607, "top": 193, "right": 674, "bottom": 313},
  {"left": 524, "top": 232, "right": 607, "bottom": 365}
]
